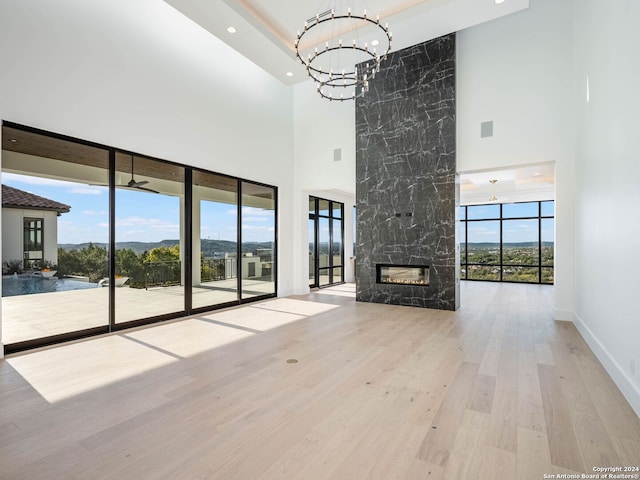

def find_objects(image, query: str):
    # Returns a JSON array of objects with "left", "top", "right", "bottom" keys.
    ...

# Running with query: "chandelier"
[
  {"left": 489, "top": 179, "right": 498, "bottom": 202},
  {"left": 294, "top": 5, "right": 392, "bottom": 101}
]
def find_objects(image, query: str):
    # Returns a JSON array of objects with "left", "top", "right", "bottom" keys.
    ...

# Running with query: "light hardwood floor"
[{"left": 1, "top": 282, "right": 639, "bottom": 479}]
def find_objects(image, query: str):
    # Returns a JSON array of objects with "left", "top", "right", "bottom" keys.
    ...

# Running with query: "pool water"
[{"left": 2, "top": 276, "right": 99, "bottom": 297}]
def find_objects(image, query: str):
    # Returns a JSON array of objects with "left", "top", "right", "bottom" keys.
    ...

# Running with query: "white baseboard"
[
  {"left": 553, "top": 308, "right": 573, "bottom": 321},
  {"left": 572, "top": 312, "right": 640, "bottom": 417}
]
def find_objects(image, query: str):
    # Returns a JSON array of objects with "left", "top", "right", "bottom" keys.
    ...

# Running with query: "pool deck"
[{"left": 1, "top": 277, "right": 275, "bottom": 345}]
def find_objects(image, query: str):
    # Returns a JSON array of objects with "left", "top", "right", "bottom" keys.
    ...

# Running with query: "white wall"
[
  {"left": 572, "top": 0, "right": 640, "bottom": 414},
  {"left": 292, "top": 81, "right": 357, "bottom": 293},
  {"left": 456, "top": 0, "right": 575, "bottom": 320},
  {"left": 1, "top": 208, "right": 59, "bottom": 267},
  {"left": 0, "top": 0, "right": 295, "bottom": 353},
  {"left": 1, "top": 209, "right": 23, "bottom": 267},
  {"left": 293, "top": 81, "right": 357, "bottom": 194}
]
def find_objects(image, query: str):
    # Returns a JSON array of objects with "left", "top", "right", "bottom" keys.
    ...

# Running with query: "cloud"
[
  {"left": 116, "top": 216, "right": 180, "bottom": 234},
  {"left": 2, "top": 172, "right": 73, "bottom": 187},
  {"left": 82, "top": 210, "right": 108, "bottom": 217},
  {"left": 242, "top": 206, "right": 273, "bottom": 217},
  {"left": 3, "top": 172, "right": 106, "bottom": 195},
  {"left": 242, "top": 224, "right": 275, "bottom": 232},
  {"left": 69, "top": 186, "right": 105, "bottom": 195}
]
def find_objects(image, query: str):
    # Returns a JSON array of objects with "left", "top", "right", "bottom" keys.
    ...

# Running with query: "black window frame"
[
  {"left": 309, "top": 196, "right": 345, "bottom": 288},
  {"left": 2, "top": 121, "right": 278, "bottom": 354},
  {"left": 459, "top": 200, "right": 554, "bottom": 285},
  {"left": 23, "top": 217, "right": 44, "bottom": 269}
]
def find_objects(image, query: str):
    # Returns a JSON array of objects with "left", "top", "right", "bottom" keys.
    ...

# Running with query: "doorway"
[{"left": 309, "top": 196, "right": 344, "bottom": 288}]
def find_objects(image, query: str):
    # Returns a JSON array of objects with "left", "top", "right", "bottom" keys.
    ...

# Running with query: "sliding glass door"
[
  {"left": 192, "top": 170, "right": 238, "bottom": 309},
  {"left": 240, "top": 182, "right": 276, "bottom": 299},
  {"left": 114, "top": 153, "right": 185, "bottom": 324},
  {"left": 2, "top": 122, "right": 278, "bottom": 354},
  {"left": 1, "top": 125, "right": 110, "bottom": 349}
]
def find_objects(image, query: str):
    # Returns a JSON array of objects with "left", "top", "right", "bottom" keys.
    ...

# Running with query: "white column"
[{"left": 191, "top": 188, "right": 202, "bottom": 287}]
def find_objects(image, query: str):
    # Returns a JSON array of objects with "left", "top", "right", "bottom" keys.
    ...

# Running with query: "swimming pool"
[{"left": 2, "top": 276, "right": 99, "bottom": 297}]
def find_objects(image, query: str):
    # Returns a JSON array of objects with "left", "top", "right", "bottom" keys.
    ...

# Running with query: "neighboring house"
[{"left": 1, "top": 184, "right": 70, "bottom": 272}]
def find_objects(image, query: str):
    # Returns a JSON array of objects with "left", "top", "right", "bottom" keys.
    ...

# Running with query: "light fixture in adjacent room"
[
  {"left": 489, "top": 179, "right": 498, "bottom": 202},
  {"left": 226, "top": 26, "right": 237, "bottom": 34},
  {"left": 294, "top": 5, "right": 392, "bottom": 101}
]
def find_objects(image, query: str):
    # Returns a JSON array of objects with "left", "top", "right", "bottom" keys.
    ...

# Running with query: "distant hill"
[
  {"left": 58, "top": 239, "right": 273, "bottom": 256},
  {"left": 468, "top": 242, "right": 554, "bottom": 249}
]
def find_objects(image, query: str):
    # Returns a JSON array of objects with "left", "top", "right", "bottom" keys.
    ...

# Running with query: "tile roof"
[{"left": 2, "top": 184, "right": 71, "bottom": 213}]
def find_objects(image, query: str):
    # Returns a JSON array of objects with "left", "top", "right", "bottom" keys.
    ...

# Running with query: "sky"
[
  {"left": 3, "top": 173, "right": 275, "bottom": 244},
  {"left": 461, "top": 203, "right": 555, "bottom": 244},
  {"left": 5, "top": 173, "right": 552, "bottom": 245}
]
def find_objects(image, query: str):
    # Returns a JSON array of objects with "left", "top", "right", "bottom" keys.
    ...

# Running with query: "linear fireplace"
[{"left": 376, "top": 264, "right": 430, "bottom": 286}]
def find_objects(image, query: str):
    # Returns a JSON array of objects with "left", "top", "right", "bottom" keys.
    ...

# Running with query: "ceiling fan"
[
  {"left": 120, "top": 156, "right": 159, "bottom": 193},
  {"left": 90, "top": 155, "right": 159, "bottom": 193}
]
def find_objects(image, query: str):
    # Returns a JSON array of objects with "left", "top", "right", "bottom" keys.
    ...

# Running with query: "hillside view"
[
  {"left": 462, "top": 242, "right": 554, "bottom": 283},
  {"left": 59, "top": 239, "right": 274, "bottom": 257}
]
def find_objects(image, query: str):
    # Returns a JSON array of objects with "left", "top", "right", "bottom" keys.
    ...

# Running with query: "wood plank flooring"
[{"left": 0, "top": 282, "right": 639, "bottom": 479}]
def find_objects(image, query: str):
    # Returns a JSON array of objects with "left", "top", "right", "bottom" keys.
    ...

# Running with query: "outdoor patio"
[{"left": 1, "top": 277, "right": 275, "bottom": 345}]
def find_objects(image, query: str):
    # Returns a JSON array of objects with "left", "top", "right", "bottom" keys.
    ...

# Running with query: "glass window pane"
[
  {"left": 2, "top": 126, "right": 110, "bottom": 344},
  {"left": 542, "top": 267, "right": 554, "bottom": 284},
  {"left": 503, "top": 219, "right": 539, "bottom": 266},
  {"left": 467, "top": 220, "right": 500, "bottom": 264},
  {"left": 541, "top": 201, "right": 555, "bottom": 217},
  {"left": 332, "top": 267, "right": 343, "bottom": 283},
  {"left": 459, "top": 206, "right": 466, "bottom": 220},
  {"left": 468, "top": 265, "right": 500, "bottom": 281},
  {"left": 115, "top": 153, "right": 185, "bottom": 324},
  {"left": 541, "top": 218, "right": 554, "bottom": 267},
  {"left": 353, "top": 205, "right": 357, "bottom": 255},
  {"left": 241, "top": 182, "right": 276, "bottom": 299},
  {"left": 467, "top": 204, "right": 500, "bottom": 220},
  {"left": 503, "top": 266, "right": 539, "bottom": 283},
  {"left": 318, "top": 217, "right": 330, "bottom": 268},
  {"left": 193, "top": 171, "right": 238, "bottom": 309},
  {"left": 309, "top": 197, "right": 316, "bottom": 215},
  {"left": 503, "top": 202, "right": 538, "bottom": 218},
  {"left": 332, "top": 202, "right": 342, "bottom": 218},
  {"left": 318, "top": 199, "right": 330, "bottom": 216},
  {"left": 332, "top": 219, "right": 343, "bottom": 267},
  {"left": 309, "top": 218, "right": 316, "bottom": 286},
  {"left": 318, "top": 268, "right": 331, "bottom": 287},
  {"left": 459, "top": 220, "right": 466, "bottom": 280}
]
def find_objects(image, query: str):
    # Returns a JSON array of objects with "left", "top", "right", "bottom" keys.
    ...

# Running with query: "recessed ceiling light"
[
  {"left": 371, "top": 39, "right": 380, "bottom": 46},
  {"left": 9, "top": 138, "right": 18, "bottom": 143},
  {"left": 286, "top": 72, "right": 294, "bottom": 77},
  {"left": 227, "top": 26, "right": 237, "bottom": 34},
  {"left": 495, "top": 0, "right": 505, "bottom": 4}
]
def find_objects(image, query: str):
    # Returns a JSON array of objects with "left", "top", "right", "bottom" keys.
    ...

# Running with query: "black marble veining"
[{"left": 355, "top": 34, "right": 460, "bottom": 310}]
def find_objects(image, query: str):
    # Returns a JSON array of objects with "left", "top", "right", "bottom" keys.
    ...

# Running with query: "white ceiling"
[
  {"left": 163, "top": 0, "right": 530, "bottom": 85},
  {"left": 162, "top": 0, "right": 550, "bottom": 205},
  {"left": 459, "top": 162, "right": 555, "bottom": 205}
]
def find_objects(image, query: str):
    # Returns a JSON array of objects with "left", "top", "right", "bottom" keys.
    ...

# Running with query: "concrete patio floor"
[{"left": 1, "top": 277, "right": 275, "bottom": 345}]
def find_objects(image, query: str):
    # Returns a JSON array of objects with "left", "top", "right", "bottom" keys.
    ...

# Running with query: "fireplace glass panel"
[{"left": 376, "top": 265, "right": 429, "bottom": 286}]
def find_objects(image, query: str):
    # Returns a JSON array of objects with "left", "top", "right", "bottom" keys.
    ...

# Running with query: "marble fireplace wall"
[{"left": 355, "top": 33, "right": 459, "bottom": 310}]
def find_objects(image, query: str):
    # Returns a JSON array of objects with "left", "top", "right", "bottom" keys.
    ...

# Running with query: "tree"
[
  {"left": 57, "top": 243, "right": 107, "bottom": 283},
  {"left": 146, "top": 245, "right": 180, "bottom": 263}
]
